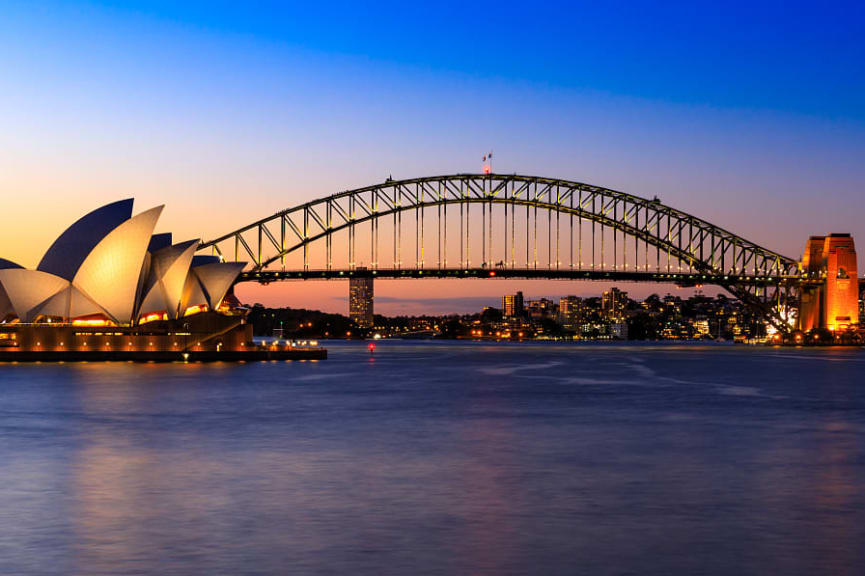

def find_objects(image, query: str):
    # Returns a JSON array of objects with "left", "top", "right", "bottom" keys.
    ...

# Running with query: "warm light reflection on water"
[{"left": 0, "top": 344, "right": 864, "bottom": 575}]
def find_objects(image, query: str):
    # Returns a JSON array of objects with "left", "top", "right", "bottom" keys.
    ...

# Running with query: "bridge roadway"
[{"left": 240, "top": 267, "right": 802, "bottom": 286}]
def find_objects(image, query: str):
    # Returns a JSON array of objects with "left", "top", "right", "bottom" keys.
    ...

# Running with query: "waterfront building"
[
  {"left": 0, "top": 200, "right": 244, "bottom": 326},
  {"left": 525, "top": 298, "right": 557, "bottom": 320},
  {"left": 610, "top": 322, "right": 628, "bottom": 340},
  {"left": 502, "top": 291, "right": 524, "bottom": 317},
  {"left": 559, "top": 296, "right": 583, "bottom": 331},
  {"left": 601, "top": 287, "right": 628, "bottom": 320},
  {"left": 0, "top": 200, "right": 327, "bottom": 360},
  {"left": 349, "top": 271, "right": 374, "bottom": 328}
]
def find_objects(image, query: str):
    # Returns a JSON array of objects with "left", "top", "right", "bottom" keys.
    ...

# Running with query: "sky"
[{"left": 1, "top": 0, "right": 863, "bottom": 314}]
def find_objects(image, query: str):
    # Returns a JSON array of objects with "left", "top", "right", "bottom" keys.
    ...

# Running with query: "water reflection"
[{"left": 0, "top": 345, "right": 862, "bottom": 575}]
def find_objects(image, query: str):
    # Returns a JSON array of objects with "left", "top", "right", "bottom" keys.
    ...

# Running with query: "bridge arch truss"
[{"left": 200, "top": 174, "right": 802, "bottom": 331}]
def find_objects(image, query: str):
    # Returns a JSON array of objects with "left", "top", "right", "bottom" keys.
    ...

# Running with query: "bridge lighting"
[{"left": 183, "top": 174, "right": 820, "bottom": 339}]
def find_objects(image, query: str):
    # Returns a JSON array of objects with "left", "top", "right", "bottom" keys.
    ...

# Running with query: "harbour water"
[{"left": 1, "top": 342, "right": 863, "bottom": 575}]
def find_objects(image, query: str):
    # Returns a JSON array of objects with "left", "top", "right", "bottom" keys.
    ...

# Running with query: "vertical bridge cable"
[
  {"left": 578, "top": 189, "right": 582, "bottom": 269},
  {"left": 569, "top": 191, "right": 574, "bottom": 269},
  {"left": 511, "top": 184, "right": 517, "bottom": 268},
  {"left": 525, "top": 203, "right": 529, "bottom": 268},
  {"left": 466, "top": 201, "right": 470, "bottom": 267},
  {"left": 420, "top": 203, "right": 425, "bottom": 269},
  {"left": 460, "top": 202, "right": 464, "bottom": 268},
  {"left": 443, "top": 199, "right": 447, "bottom": 269},
  {"left": 592, "top": 196, "right": 596, "bottom": 270},
  {"left": 613, "top": 201, "right": 617, "bottom": 271},
  {"left": 504, "top": 199, "right": 508, "bottom": 270},
  {"left": 303, "top": 209, "right": 309, "bottom": 271},
  {"left": 482, "top": 201, "right": 486, "bottom": 267},
  {"left": 415, "top": 205, "right": 420, "bottom": 268},
  {"left": 488, "top": 195, "right": 493, "bottom": 269},
  {"left": 437, "top": 202, "right": 441, "bottom": 269}
]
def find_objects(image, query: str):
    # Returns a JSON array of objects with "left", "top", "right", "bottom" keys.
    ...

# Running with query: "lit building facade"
[
  {"left": 525, "top": 298, "right": 557, "bottom": 320},
  {"left": 502, "top": 291, "right": 524, "bottom": 317},
  {"left": 602, "top": 287, "right": 628, "bottom": 321},
  {"left": 349, "top": 273, "right": 374, "bottom": 328},
  {"left": 798, "top": 234, "right": 859, "bottom": 332},
  {"left": 0, "top": 199, "right": 254, "bottom": 355},
  {"left": 559, "top": 296, "right": 583, "bottom": 331}
]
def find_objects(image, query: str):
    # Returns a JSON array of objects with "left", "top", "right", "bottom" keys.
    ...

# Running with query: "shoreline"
[{"left": 0, "top": 348, "right": 326, "bottom": 363}]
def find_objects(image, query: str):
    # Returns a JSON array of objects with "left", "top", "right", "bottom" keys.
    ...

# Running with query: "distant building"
[
  {"left": 610, "top": 322, "right": 628, "bottom": 340},
  {"left": 349, "top": 272, "right": 374, "bottom": 328},
  {"left": 601, "top": 287, "right": 628, "bottom": 320},
  {"left": 525, "top": 298, "right": 557, "bottom": 319},
  {"left": 502, "top": 291, "right": 524, "bottom": 317},
  {"left": 860, "top": 291, "right": 865, "bottom": 325},
  {"left": 559, "top": 296, "right": 583, "bottom": 331}
]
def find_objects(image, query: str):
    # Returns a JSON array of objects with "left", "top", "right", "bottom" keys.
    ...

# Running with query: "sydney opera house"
[{"left": 0, "top": 200, "right": 324, "bottom": 360}]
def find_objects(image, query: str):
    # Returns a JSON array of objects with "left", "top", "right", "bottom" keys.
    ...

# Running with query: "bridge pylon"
[{"left": 797, "top": 234, "right": 859, "bottom": 335}]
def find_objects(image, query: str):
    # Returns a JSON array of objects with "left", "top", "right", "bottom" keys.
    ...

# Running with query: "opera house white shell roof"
[{"left": 0, "top": 201, "right": 245, "bottom": 325}]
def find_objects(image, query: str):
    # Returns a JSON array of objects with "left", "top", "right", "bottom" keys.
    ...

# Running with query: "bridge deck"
[{"left": 240, "top": 268, "right": 801, "bottom": 286}]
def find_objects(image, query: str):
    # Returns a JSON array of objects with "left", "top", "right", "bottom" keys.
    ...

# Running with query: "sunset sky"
[{"left": 2, "top": 1, "right": 863, "bottom": 314}]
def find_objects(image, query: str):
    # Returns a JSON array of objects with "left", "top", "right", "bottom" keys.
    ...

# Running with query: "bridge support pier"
[{"left": 798, "top": 234, "right": 859, "bottom": 335}]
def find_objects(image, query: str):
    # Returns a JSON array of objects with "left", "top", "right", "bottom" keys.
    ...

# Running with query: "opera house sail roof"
[{"left": 0, "top": 200, "right": 245, "bottom": 326}]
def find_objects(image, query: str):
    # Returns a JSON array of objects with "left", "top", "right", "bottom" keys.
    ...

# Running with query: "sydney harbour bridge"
[{"left": 198, "top": 173, "right": 858, "bottom": 337}]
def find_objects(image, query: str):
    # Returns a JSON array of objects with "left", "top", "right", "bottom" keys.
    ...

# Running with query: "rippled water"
[{"left": 1, "top": 342, "right": 864, "bottom": 575}]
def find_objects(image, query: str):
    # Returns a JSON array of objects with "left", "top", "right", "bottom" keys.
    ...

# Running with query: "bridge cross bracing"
[{"left": 200, "top": 174, "right": 804, "bottom": 332}]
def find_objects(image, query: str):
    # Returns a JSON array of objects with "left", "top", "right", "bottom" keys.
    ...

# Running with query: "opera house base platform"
[{"left": 0, "top": 312, "right": 326, "bottom": 363}]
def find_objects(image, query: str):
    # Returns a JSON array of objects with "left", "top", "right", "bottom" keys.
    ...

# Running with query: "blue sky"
[
  {"left": 10, "top": 0, "right": 859, "bottom": 119},
  {"left": 1, "top": 0, "right": 863, "bottom": 312}
]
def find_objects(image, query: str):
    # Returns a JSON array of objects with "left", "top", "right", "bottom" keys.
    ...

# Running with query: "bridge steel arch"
[{"left": 200, "top": 174, "right": 802, "bottom": 332}]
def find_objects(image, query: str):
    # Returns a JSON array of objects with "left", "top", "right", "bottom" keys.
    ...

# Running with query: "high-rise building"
[
  {"left": 601, "top": 287, "right": 628, "bottom": 320},
  {"left": 502, "top": 291, "right": 524, "bottom": 317},
  {"left": 349, "top": 272, "right": 374, "bottom": 328},
  {"left": 559, "top": 296, "right": 583, "bottom": 331}
]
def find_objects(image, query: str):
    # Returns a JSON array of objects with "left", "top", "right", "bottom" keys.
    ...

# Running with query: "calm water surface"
[{"left": 0, "top": 342, "right": 864, "bottom": 575}]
